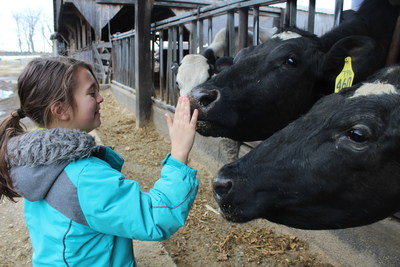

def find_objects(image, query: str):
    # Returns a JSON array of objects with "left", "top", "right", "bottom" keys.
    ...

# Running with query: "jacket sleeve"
[{"left": 74, "top": 152, "right": 198, "bottom": 241}]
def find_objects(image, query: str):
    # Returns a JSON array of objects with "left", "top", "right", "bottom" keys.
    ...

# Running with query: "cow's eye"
[
  {"left": 336, "top": 124, "right": 372, "bottom": 152},
  {"left": 346, "top": 126, "right": 370, "bottom": 143},
  {"left": 347, "top": 129, "right": 367, "bottom": 142},
  {"left": 284, "top": 57, "right": 297, "bottom": 67}
]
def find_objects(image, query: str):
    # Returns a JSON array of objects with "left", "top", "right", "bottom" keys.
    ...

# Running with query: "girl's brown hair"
[{"left": 0, "top": 56, "right": 98, "bottom": 201}]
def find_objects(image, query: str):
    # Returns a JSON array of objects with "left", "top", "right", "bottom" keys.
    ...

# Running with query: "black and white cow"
[
  {"left": 190, "top": 0, "right": 400, "bottom": 141},
  {"left": 177, "top": 26, "right": 277, "bottom": 96},
  {"left": 213, "top": 64, "right": 400, "bottom": 230}
]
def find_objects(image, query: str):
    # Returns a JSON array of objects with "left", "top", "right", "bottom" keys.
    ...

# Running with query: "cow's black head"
[
  {"left": 189, "top": 26, "right": 380, "bottom": 141},
  {"left": 213, "top": 65, "right": 400, "bottom": 229}
]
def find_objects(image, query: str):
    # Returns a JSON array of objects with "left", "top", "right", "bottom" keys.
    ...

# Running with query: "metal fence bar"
[
  {"left": 226, "top": 10, "right": 235, "bottom": 56},
  {"left": 334, "top": 0, "right": 344, "bottom": 27},
  {"left": 253, "top": 5, "right": 260, "bottom": 45},
  {"left": 111, "top": 0, "right": 288, "bottom": 108},
  {"left": 307, "top": 0, "right": 316, "bottom": 33},
  {"left": 208, "top": 17, "right": 213, "bottom": 45},
  {"left": 190, "top": 20, "right": 198, "bottom": 53},
  {"left": 285, "top": 0, "right": 297, "bottom": 27},
  {"left": 151, "top": 32, "right": 156, "bottom": 91},
  {"left": 199, "top": 19, "right": 204, "bottom": 53},
  {"left": 171, "top": 26, "right": 178, "bottom": 106},
  {"left": 130, "top": 35, "right": 136, "bottom": 88},
  {"left": 179, "top": 25, "right": 184, "bottom": 62},
  {"left": 166, "top": 27, "right": 173, "bottom": 104},
  {"left": 152, "top": 0, "right": 287, "bottom": 30},
  {"left": 238, "top": 7, "right": 249, "bottom": 51},
  {"left": 159, "top": 30, "right": 165, "bottom": 101},
  {"left": 124, "top": 38, "right": 129, "bottom": 86}
]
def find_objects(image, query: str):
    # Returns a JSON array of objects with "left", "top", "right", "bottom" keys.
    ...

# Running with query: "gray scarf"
[{"left": 7, "top": 128, "right": 97, "bottom": 167}]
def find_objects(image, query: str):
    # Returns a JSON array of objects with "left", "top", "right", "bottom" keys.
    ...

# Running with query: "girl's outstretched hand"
[{"left": 165, "top": 95, "right": 198, "bottom": 165}]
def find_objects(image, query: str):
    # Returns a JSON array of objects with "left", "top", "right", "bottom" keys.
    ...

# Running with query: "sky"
[
  {"left": 0, "top": 0, "right": 53, "bottom": 52},
  {"left": 0, "top": 0, "right": 355, "bottom": 53}
]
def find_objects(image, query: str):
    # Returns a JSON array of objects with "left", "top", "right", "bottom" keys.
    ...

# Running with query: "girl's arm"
[{"left": 75, "top": 154, "right": 198, "bottom": 241}]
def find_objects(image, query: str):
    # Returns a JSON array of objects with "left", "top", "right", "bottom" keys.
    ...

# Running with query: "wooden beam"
[{"left": 135, "top": 0, "right": 154, "bottom": 128}]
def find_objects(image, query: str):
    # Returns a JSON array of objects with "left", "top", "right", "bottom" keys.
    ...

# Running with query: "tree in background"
[
  {"left": 12, "top": 13, "right": 23, "bottom": 53},
  {"left": 24, "top": 9, "right": 41, "bottom": 52},
  {"left": 12, "top": 8, "right": 51, "bottom": 53},
  {"left": 40, "top": 14, "right": 53, "bottom": 52}
]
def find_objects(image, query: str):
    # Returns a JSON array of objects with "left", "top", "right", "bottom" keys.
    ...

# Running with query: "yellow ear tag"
[{"left": 334, "top": 56, "right": 354, "bottom": 93}]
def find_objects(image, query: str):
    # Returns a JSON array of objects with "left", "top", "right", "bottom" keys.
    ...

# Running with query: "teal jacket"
[{"left": 7, "top": 128, "right": 198, "bottom": 266}]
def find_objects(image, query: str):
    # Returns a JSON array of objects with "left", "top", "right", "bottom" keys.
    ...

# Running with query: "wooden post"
[{"left": 135, "top": 0, "right": 154, "bottom": 128}]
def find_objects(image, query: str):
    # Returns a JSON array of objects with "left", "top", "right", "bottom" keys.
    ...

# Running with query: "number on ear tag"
[{"left": 334, "top": 56, "right": 354, "bottom": 93}]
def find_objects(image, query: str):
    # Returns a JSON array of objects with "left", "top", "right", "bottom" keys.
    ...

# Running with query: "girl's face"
[{"left": 68, "top": 67, "right": 104, "bottom": 132}]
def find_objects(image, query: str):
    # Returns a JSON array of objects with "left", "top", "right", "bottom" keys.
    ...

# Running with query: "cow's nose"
[
  {"left": 213, "top": 177, "right": 233, "bottom": 200},
  {"left": 190, "top": 88, "right": 220, "bottom": 110}
]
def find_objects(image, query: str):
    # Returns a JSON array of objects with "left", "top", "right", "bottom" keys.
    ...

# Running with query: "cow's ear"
[
  {"left": 202, "top": 48, "right": 217, "bottom": 65},
  {"left": 215, "top": 56, "right": 234, "bottom": 73},
  {"left": 320, "top": 36, "right": 376, "bottom": 84}
]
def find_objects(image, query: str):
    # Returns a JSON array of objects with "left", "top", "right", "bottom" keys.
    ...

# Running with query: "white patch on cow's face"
[
  {"left": 272, "top": 31, "right": 302, "bottom": 41},
  {"left": 350, "top": 82, "right": 398, "bottom": 98},
  {"left": 176, "top": 54, "right": 210, "bottom": 96}
]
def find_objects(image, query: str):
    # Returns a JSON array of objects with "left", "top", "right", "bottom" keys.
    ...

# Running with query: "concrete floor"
[{"left": 263, "top": 217, "right": 400, "bottom": 266}]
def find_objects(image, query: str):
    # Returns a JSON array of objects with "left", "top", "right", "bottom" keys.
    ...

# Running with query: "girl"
[{"left": 0, "top": 56, "right": 199, "bottom": 266}]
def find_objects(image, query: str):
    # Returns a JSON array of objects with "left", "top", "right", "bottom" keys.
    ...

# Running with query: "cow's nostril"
[
  {"left": 199, "top": 90, "right": 218, "bottom": 107},
  {"left": 190, "top": 88, "right": 219, "bottom": 109},
  {"left": 213, "top": 178, "right": 233, "bottom": 199},
  {"left": 199, "top": 95, "right": 215, "bottom": 107}
]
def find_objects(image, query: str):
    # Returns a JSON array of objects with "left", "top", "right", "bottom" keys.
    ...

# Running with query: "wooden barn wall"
[
  {"left": 112, "top": 32, "right": 136, "bottom": 89},
  {"left": 63, "top": 0, "right": 123, "bottom": 39}
]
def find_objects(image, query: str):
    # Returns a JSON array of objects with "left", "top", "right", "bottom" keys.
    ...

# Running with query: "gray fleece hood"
[{"left": 8, "top": 128, "right": 98, "bottom": 202}]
